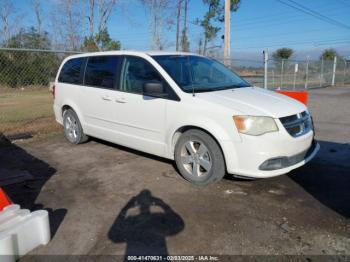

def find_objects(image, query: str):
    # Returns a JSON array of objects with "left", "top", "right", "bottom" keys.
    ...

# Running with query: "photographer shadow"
[{"left": 108, "top": 189, "right": 184, "bottom": 257}]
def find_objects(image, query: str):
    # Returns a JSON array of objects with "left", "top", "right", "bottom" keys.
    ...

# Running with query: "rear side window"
[
  {"left": 84, "top": 56, "right": 120, "bottom": 89},
  {"left": 58, "top": 57, "right": 85, "bottom": 85}
]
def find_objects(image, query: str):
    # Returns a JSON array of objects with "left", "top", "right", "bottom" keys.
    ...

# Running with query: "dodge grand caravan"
[{"left": 53, "top": 51, "right": 319, "bottom": 185}]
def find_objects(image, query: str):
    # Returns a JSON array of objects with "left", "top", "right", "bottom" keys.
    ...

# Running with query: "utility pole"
[
  {"left": 224, "top": 0, "right": 231, "bottom": 66},
  {"left": 175, "top": 0, "right": 182, "bottom": 51},
  {"left": 181, "top": 0, "right": 188, "bottom": 51}
]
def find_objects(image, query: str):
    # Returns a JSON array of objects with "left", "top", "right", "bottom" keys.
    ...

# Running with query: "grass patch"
[{"left": 0, "top": 87, "right": 61, "bottom": 139}]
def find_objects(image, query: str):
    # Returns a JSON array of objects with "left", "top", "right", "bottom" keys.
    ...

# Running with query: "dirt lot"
[{"left": 1, "top": 87, "right": 350, "bottom": 258}]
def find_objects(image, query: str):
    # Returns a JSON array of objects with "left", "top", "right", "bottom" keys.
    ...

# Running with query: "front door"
[{"left": 112, "top": 56, "right": 168, "bottom": 156}]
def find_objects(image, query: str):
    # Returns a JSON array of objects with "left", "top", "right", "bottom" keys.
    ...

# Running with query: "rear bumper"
[
  {"left": 222, "top": 131, "right": 320, "bottom": 178},
  {"left": 53, "top": 104, "right": 63, "bottom": 125}
]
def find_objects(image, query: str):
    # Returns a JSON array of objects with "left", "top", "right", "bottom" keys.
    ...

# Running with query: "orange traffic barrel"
[
  {"left": 276, "top": 90, "right": 308, "bottom": 105},
  {"left": 0, "top": 188, "right": 12, "bottom": 211}
]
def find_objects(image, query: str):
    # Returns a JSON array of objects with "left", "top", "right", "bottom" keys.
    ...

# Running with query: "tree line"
[
  {"left": 0, "top": 0, "right": 120, "bottom": 51},
  {"left": 272, "top": 47, "right": 345, "bottom": 61},
  {"left": 1, "top": 0, "right": 344, "bottom": 57},
  {"left": 0, "top": 0, "right": 241, "bottom": 87},
  {"left": 0, "top": 0, "right": 242, "bottom": 54},
  {"left": 0, "top": 0, "right": 347, "bottom": 88}
]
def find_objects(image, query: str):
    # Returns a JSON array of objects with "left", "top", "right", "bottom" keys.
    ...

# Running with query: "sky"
[{"left": 12, "top": 0, "right": 350, "bottom": 60}]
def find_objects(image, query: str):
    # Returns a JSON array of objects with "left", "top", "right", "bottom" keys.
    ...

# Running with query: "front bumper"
[
  {"left": 259, "top": 140, "right": 318, "bottom": 171},
  {"left": 221, "top": 130, "right": 320, "bottom": 178}
]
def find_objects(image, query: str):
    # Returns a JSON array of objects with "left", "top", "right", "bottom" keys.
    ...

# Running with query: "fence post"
[
  {"left": 305, "top": 56, "right": 309, "bottom": 89},
  {"left": 343, "top": 59, "right": 347, "bottom": 86},
  {"left": 280, "top": 59, "right": 284, "bottom": 89},
  {"left": 263, "top": 50, "right": 268, "bottom": 89},
  {"left": 320, "top": 57, "right": 324, "bottom": 87},
  {"left": 331, "top": 56, "right": 337, "bottom": 86},
  {"left": 293, "top": 63, "right": 298, "bottom": 90}
]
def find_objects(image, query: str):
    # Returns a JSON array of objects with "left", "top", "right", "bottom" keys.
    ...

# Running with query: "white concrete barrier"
[{"left": 0, "top": 205, "right": 51, "bottom": 260}]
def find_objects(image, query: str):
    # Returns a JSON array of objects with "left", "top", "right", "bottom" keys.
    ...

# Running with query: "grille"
[{"left": 280, "top": 111, "right": 313, "bottom": 137}]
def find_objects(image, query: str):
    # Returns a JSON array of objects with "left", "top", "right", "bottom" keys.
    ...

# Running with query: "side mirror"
[{"left": 143, "top": 81, "right": 168, "bottom": 98}]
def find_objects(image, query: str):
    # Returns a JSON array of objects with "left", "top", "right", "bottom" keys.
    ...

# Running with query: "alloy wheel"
[{"left": 180, "top": 140, "right": 212, "bottom": 177}]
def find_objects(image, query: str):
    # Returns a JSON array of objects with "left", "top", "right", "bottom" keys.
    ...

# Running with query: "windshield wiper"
[
  {"left": 194, "top": 85, "right": 243, "bottom": 92},
  {"left": 183, "top": 84, "right": 248, "bottom": 93},
  {"left": 221, "top": 84, "right": 249, "bottom": 89}
]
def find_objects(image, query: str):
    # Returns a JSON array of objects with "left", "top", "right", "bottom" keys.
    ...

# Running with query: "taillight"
[{"left": 52, "top": 84, "right": 55, "bottom": 99}]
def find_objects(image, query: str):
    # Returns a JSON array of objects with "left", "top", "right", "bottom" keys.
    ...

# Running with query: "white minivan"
[{"left": 53, "top": 51, "right": 319, "bottom": 185}]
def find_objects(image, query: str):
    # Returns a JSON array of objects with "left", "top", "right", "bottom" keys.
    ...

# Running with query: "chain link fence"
[
  {"left": 266, "top": 58, "right": 336, "bottom": 90},
  {"left": 336, "top": 58, "right": 350, "bottom": 86},
  {"left": 214, "top": 58, "right": 265, "bottom": 87},
  {"left": 0, "top": 48, "right": 80, "bottom": 88},
  {"left": 218, "top": 56, "right": 350, "bottom": 90},
  {"left": 0, "top": 48, "right": 349, "bottom": 139},
  {"left": 0, "top": 48, "right": 81, "bottom": 139}
]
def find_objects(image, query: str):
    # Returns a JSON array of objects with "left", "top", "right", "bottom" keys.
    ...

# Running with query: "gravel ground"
[{"left": 1, "top": 86, "right": 349, "bottom": 258}]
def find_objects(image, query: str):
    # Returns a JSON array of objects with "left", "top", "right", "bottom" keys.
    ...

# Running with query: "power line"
[
  {"left": 113, "top": 1, "right": 350, "bottom": 49},
  {"left": 286, "top": 0, "right": 350, "bottom": 29},
  {"left": 232, "top": 7, "right": 347, "bottom": 27},
  {"left": 185, "top": 1, "right": 348, "bottom": 29},
  {"left": 276, "top": 0, "right": 350, "bottom": 30},
  {"left": 335, "top": 0, "right": 350, "bottom": 8},
  {"left": 183, "top": 9, "right": 349, "bottom": 35}
]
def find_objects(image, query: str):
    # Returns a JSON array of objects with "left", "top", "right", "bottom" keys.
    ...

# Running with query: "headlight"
[{"left": 233, "top": 116, "right": 278, "bottom": 136}]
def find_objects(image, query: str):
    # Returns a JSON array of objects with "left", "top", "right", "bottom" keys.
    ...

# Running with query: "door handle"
[
  {"left": 115, "top": 97, "right": 126, "bottom": 103},
  {"left": 101, "top": 95, "right": 112, "bottom": 101}
]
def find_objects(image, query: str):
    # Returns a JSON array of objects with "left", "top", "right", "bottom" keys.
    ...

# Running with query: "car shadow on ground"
[
  {"left": 91, "top": 137, "right": 252, "bottom": 182},
  {"left": 0, "top": 135, "right": 67, "bottom": 238},
  {"left": 108, "top": 189, "right": 184, "bottom": 258},
  {"left": 91, "top": 137, "right": 175, "bottom": 164},
  {"left": 92, "top": 136, "right": 350, "bottom": 219},
  {"left": 90, "top": 137, "right": 183, "bottom": 179},
  {"left": 289, "top": 140, "right": 350, "bottom": 218}
]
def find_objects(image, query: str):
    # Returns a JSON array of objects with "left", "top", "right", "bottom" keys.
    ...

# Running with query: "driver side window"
[{"left": 119, "top": 56, "right": 163, "bottom": 94}]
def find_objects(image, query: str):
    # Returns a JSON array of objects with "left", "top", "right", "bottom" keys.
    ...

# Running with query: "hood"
[{"left": 195, "top": 87, "right": 306, "bottom": 118}]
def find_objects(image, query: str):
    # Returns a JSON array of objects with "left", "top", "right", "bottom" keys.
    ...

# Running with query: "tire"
[
  {"left": 174, "top": 129, "right": 226, "bottom": 186},
  {"left": 63, "top": 109, "right": 88, "bottom": 144}
]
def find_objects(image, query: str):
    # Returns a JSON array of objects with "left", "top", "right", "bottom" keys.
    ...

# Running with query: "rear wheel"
[
  {"left": 174, "top": 129, "right": 226, "bottom": 186},
  {"left": 63, "top": 109, "right": 88, "bottom": 144}
]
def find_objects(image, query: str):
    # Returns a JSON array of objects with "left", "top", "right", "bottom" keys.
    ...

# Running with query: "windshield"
[{"left": 152, "top": 55, "right": 250, "bottom": 93}]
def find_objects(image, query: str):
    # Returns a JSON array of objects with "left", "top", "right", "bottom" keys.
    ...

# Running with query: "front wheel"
[{"left": 174, "top": 129, "right": 226, "bottom": 186}]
